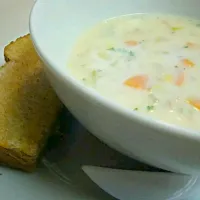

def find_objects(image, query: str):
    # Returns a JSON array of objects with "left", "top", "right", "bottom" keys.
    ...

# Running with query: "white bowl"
[{"left": 30, "top": 0, "right": 200, "bottom": 175}]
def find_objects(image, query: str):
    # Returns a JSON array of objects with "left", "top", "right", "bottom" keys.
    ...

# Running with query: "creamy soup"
[{"left": 68, "top": 14, "right": 200, "bottom": 130}]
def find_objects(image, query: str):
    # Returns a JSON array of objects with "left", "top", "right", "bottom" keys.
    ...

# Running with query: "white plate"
[
  {"left": 43, "top": 111, "right": 200, "bottom": 200},
  {"left": 0, "top": 1, "right": 112, "bottom": 199}
]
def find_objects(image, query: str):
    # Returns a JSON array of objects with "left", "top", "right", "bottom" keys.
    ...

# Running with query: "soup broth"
[{"left": 68, "top": 14, "right": 200, "bottom": 130}]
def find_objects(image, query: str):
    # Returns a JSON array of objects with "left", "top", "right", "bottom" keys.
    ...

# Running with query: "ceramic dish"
[
  {"left": 30, "top": 0, "right": 200, "bottom": 174},
  {"left": 43, "top": 109, "right": 200, "bottom": 200}
]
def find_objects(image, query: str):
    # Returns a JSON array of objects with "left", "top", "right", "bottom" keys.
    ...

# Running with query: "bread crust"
[{"left": 0, "top": 34, "right": 62, "bottom": 172}]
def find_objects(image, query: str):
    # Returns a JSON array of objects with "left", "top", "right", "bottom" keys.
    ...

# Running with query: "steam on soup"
[{"left": 68, "top": 14, "right": 200, "bottom": 130}]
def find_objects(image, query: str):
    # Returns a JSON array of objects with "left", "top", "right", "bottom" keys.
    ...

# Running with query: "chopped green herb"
[
  {"left": 147, "top": 105, "right": 155, "bottom": 111},
  {"left": 107, "top": 47, "right": 115, "bottom": 51},
  {"left": 107, "top": 48, "right": 134, "bottom": 56},
  {"left": 196, "top": 24, "right": 200, "bottom": 27},
  {"left": 118, "top": 48, "right": 125, "bottom": 53},
  {"left": 87, "top": 70, "right": 98, "bottom": 85},
  {"left": 174, "top": 65, "right": 178, "bottom": 68},
  {"left": 92, "top": 70, "right": 97, "bottom": 78},
  {"left": 171, "top": 27, "right": 183, "bottom": 31},
  {"left": 134, "top": 108, "right": 139, "bottom": 111},
  {"left": 184, "top": 46, "right": 188, "bottom": 48},
  {"left": 129, "top": 51, "right": 135, "bottom": 56}
]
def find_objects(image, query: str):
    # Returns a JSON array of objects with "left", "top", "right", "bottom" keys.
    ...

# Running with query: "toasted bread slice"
[{"left": 0, "top": 34, "right": 63, "bottom": 172}]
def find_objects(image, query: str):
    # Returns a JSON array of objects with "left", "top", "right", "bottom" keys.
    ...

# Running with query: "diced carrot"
[
  {"left": 124, "top": 75, "right": 148, "bottom": 89},
  {"left": 185, "top": 42, "right": 200, "bottom": 49},
  {"left": 175, "top": 71, "right": 184, "bottom": 86},
  {"left": 182, "top": 59, "right": 195, "bottom": 67},
  {"left": 125, "top": 40, "right": 138, "bottom": 46},
  {"left": 187, "top": 42, "right": 195, "bottom": 48},
  {"left": 188, "top": 99, "right": 200, "bottom": 110}
]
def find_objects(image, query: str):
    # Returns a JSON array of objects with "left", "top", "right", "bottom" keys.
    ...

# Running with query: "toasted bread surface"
[{"left": 0, "top": 34, "right": 62, "bottom": 171}]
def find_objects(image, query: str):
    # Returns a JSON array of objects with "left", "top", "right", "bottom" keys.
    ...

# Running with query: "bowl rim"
[{"left": 29, "top": 0, "right": 200, "bottom": 141}]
